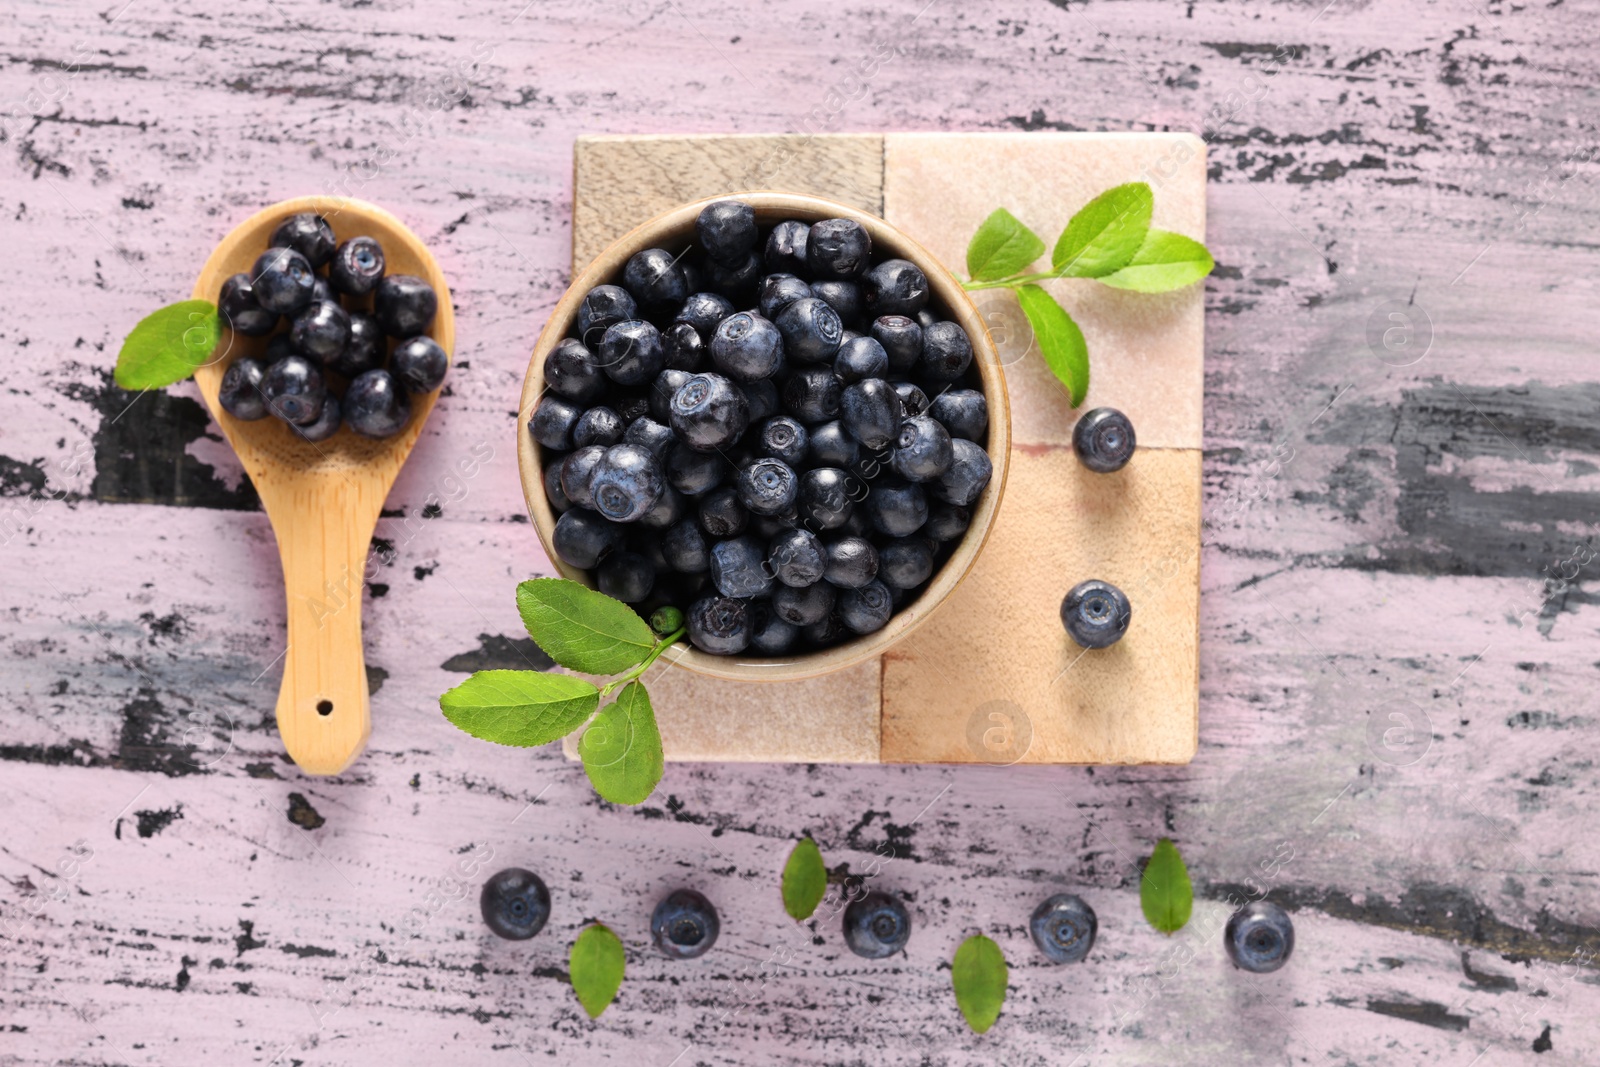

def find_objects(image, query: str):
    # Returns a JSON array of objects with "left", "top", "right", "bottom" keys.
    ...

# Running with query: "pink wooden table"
[{"left": 2, "top": 1, "right": 1597, "bottom": 1064}]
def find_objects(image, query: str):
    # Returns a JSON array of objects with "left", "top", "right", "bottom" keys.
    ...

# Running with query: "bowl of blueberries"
[{"left": 518, "top": 193, "right": 1010, "bottom": 682}]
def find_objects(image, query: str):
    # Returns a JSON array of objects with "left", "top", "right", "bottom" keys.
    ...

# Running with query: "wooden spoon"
[{"left": 191, "top": 196, "right": 453, "bottom": 775}]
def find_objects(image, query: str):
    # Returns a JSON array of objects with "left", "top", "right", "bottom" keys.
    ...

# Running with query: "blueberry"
[
  {"left": 329, "top": 311, "right": 385, "bottom": 378},
  {"left": 260, "top": 356, "right": 326, "bottom": 425},
  {"left": 932, "top": 438, "right": 992, "bottom": 506},
  {"left": 577, "top": 284, "right": 638, "bottom": 347},
  {"left": 839, "top": 579, "right": 893, "bottom": 634},
  {"left": 670, "top": 372, "right": 750, "bottom": 452},
  {"left": 735, "top": 458, "right": 798, "bottom": 516},
  {"left": 661, "top": 321, "right": 706, "bottom": 372},
  {"left": 344, "top": 368, "right": 411, "bottom": 437},
  {"left": 840, "top": 378, "right": 903, "bottom": 451},
  {"left": 878, "top": 537, "right": 934, "bottom": 589},
  {"left": 866, "top": 479, "right": 928, "bottom": 537},
  {"left": 810, "top": 279, "right": 863, "bottom": 325},
  {"left": 774, "top": 297, "right": 843, "bottom": 364},
  {"left": 652, "top": 889, "right": 720, "bottom": 959},
  {"left": 293, "top": 391, "right": 341, "bottom": 443},
  {"left": 807, "top": 421, "right": 860, "bottom": 469},
  {"left": 573, "top": 407, "right": 625, "bottom": 449},
  {"left": 842, "top": 891, "right": 909, "bottom": 959},
  {"left": 742, "top": 378, "right": 780, "bottom": 422},
  {"left": 328, "top": 236, "right": 386, "bottom": 296},
  {"left": 623, "top": 416, "right": 675, "bottom": 460},
  {"left": 769, "top": 527, "right": 825, "bottom": 587},
  {"left": 924, "top": 503, "right": 970, "bottom": 542},
  {"left": 588, "top": 443, "right": 666, "bottom": 523},
  {"left": 650, "top": 605, "right": 685, "bottom": 636},
  {"left": 749, "top": 601, "right": 800, "bottom": 655},
  {"left": 264, "top": 333, "right": 294, "bottom": 363},
  {"left": 624, "top": 247, "right": 688, "bottom": 308},
  {"left": 697, "top": 486, "right": 748, "bottom": 538},
  {"left": 479, "top": 867, "right": 551, "bottom": 941},
  {"left": 696, "top": 199, "right": 758, "bottom": 265},
  {"left": 824, "top": 537, "right": 878, "bottom": 589},
  {"left": 666, "top": 443, "right": 726, "bottom": 496},
  {"left": 662, "top": 520, "right": 710, "bottom": 573},
  {"left": 269, "top": 212, "right": 337, "bottom": 269},
  {"left": 750, "top": 510, "right": 797, "bottom": 540},
  {"left": 929, "top": 389, "right": 988, "bottom": 442},
  {"left": 862, "top": 258, "right": 929, "bottom": 318},
  {"left": 649, "top": 369, "right": 693, "bottom": 423},
  {"left": 374, "top": 275, "right": 437, "bottom": 338},
  {"left": 290, "top": 300, "right": 351, "bottom": 364},
  {"left": 687, "top": 595, "right": 751, "bottom": 655},
  {"left": 756, "top": 416, "right": 809, "bottom": 467},
  {"left": 530, "top": 394, "right": 583, "bottom": 450},
  {"left": 310, "top": 276, "right": 335, "bottom": 305},
  {"left": 920, "top": 321, "right": 973, "bottom": 384},
  {"left": 710, "top": 535, "right": 774, "bottom": 598},
  {"left": 765, "top": 219, "right": 810, "bottom": 274},
  {"left": 218, "top": 357, "right": 269, "bottom": 421},
  {"left": 218, "top": 273, "right": 278, "bottom": 336},
  {"left": 1030, "top": 894, "right": 1097, "bottom": 964},
  {"left": 543, "top": 461, "right": 572, "bottom": 513},
  {"left": 1059, "top": 579, "right": 1131, "bottom": 649},
  {"left": 802, "top": 610, "right": 847, "bottom": 646},
  {"left": 871, "top": 315, "right": 923, "bottom": 372},
  {"left": 637, "top": 484, "right": 687, "bottom": 529},
  {"left": 807, "top": 218, "right": 871, "bottom": 279},
  {"left": 893, "top": 381, "right": 929, "bottom": 416},
  {"left": 679, "top": 258, "right": 707, "bottom": 298},
  {"left": 552, "top": 508, "right": 624, "bottom": 569},
  {"left": 890, "top": 415, "right": 954, "bottom": 483},
  {"left": 1224, "top": 901, "right": 1294, "bottom": 974},
  {"left": 392, "top": 335, "right": 449, "bottom": 393},
  {"left": 915, "top": 308, "right": 938, "bottom": 330},
  {"left": 798, "top": 467, "right": 855, "bottom": 530},
  {"left": 544, "top": 338, "right": 607, "bottom": 403},
  {"left": 782, "top": 367, "right": 843, "bottom": 424},
  {"left": 704, "top": 251, "right": 762, "bottom": 304},
  {"left": 838, "top": 509, "right": 872, "bottom": 540},
  {"left": 598, "top": 320, "right": 665, "bottom": 386},
  {"left": 711, "top": 311, "right": 784, "bottom": 382},
  {"left": 599, "top": 551, "right": 656, "bottom": 603},
  {"left": 251, "top": 247, "right": 316, "bottom": 316},
  {"left": 834, "top": 336, "right": 888, "bottom": 384},
  {"left": 1073, "top": 407, "right": 1136, "bottom": 473},
  {"left": 772, "top": 581, "right": 835, "bottom": 626},
  {"left": 758, "top": 273, "right": 813, "bottom": 320},
  {"left": 674, "top": 291, "right": 735, "bottom": 338},
  {"left": 563, "top": 441, "right": 611, "bottom": 508},
  {"left": 614, "top": 392, "right": 652, "bottom": 423}
]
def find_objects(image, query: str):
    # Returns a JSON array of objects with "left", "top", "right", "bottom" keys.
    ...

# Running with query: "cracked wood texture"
[{"left": 1, "top": 0, "right": 1597, "bottom": 1064}]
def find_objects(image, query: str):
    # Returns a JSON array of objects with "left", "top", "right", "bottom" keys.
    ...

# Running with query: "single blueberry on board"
[
  {"left": 842, "top": 891, "right": 910, "bottom": 959},
  {"left": 480, "top": 867, "right": 551, "bottom": 941},
  {"left": 1059, "top": 579, "right": 1131, "bottom": 649},
  {"left": 1224, "top": 901, "right": 1295, "bottom": 974},
  {"left": 652, "top": 889, "right": 720, "bottom": 959},
  {"left": 1073, "top": 406, "right": 1137, "bottom": 473},
  {"left": 1030, "top": 893, "right": 1097, "bottom": 964}
]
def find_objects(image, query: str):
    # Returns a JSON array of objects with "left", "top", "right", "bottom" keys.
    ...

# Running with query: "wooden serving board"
[{"left": 561, "top": 132, "right": 1204, "bottom": 766}]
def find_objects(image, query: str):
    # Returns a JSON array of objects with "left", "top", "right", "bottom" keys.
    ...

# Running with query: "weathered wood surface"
[{"left": 2, "top": 0, "right": 1599, "bottom": 1064}]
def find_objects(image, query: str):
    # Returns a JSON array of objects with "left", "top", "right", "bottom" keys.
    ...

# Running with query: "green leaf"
[
  {"left": 951, "top": 934, "right": 1007, "bottom": 1034},
  {"left": 114, "top": 300, "right": 220, "bottom": 390},
  {"left": 1015, "top": 285, "right": 1090, "bottom": 407},
  {"left": 577, "top": 682, "right": 664, "bottom": 805},
  {"left": 780, "top": 837, "right": 827, "bottom": 921},
  {"left": 569, "top": 923, "right": 625, "bottom": 1019},
  {"left": 439, "top": 670, "right": 599, "bottom": 747},
  {"left": 1140, "top": 837, "right": 1194, "bottom": 935},
  {"left": 965, "top": 207, "right": 1046, "bottom": 282},
  {"left": 1099, "top": 229, "right": 1215, "bottom": 292},
  {"left": 516, "top": 578, "right": 657, "bottom": 675},
  {"left": 1051, "top": 182, "right": 1154, "bottom": 277}
]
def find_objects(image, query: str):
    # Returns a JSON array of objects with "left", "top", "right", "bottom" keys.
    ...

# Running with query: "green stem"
[
  {"left": 599, "top": 629, "right": 684, "bottom": 698},
  {"left": 962, "top": 269, "right": 1073, "bottom": 292}
]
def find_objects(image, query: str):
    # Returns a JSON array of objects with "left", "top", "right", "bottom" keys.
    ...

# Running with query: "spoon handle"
[{"left": 271, "top": 491, "right": 376, "bottom": 775}]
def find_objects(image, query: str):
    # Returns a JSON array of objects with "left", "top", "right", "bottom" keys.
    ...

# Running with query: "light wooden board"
[{"left": 566, "top": 131, "right": 1203, "bottom": 765}]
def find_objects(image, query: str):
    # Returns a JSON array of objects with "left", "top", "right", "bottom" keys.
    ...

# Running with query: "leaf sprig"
[
  {"left": 1139, "top": 837, "right": 1194, "bottom": 935},
  {"left": 115, "top": 300, "right": 222, "bottom": 391},
  {"left": 962, "top": 182, "right": 1215, "bottom": 407},
  {"left": 439, "top": 578, "right": 677, "bottom": 805}
]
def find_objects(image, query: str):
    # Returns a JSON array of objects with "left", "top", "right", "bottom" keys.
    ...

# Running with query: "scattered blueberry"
[
  {"left": 696, "top": 200, "right": 758, "bottom": 265},
  {"left": 1030, "top": 894, "right": 1097, "bottom": 964},
  {"left": 251, "top": 248, "right": 316, "bottom": 316},
  {"left": 652, "top": 889, "right": 720, "bottom": 960},
  {"left": 807, "top": 218, "right": 871, "bottom": 279},
  {"left": 687, "top": 595, "right": 751, "bottom": 655},
  {"left": 1224, "top": 901, "right": 1294, "bottom": 973},
  {"left": 588, "top": 443, "right": 666, "bottom": 523},
  {"left": 343, "top": 369, "right": 411, "bottom": 437},
  {"left": 290, "top": 300, "right": 351, "bottom": 364},
  {"left": 328, "top": 236, "right": 386, "bottom": 296},
  {"left": 1059, "top": 579, "right": 1131, "bottom": 649},
  {"left": 218, "top": 357, "right": 269, "bottom": 421},
  {"left": 711, "top": 311, "right": 784, "bottom": 382},
  {"left": 843, "top": 891, "right": 910, "bottom": 959},
  {"left": 480, "top": 867, "right": 551, "bottom": 941},
  {"left": 1073, "top": 406, "right": 1136, "bottom": 473},
  {"left": 928, "top": 389, "right": 988, "bottom": 442},
  {"left": 269, "top": 212, "right": 336, "bottom": 269},
  {"left": 218, "top": 273, "right": 278, "bottom": 336},
  {"left": 374, "top": 274, "right": 437, "bottom": 338},
  {"left": 624, "top": 247, "right": 688, "bottom": 308},
  {"left": 391, "top": 336, "right": 449, "bottom": 393},
  {"left": 260, "top": 355, "right": 325, "bottom": 425}
]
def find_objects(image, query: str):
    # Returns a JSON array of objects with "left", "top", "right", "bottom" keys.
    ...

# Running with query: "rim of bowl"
[{"left": 516, "top": 191, "right": 1011, "bottom": 683}]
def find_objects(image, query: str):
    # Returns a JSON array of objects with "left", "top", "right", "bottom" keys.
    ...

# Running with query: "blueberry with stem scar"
[{"left": 1059, "top": 579, "right": 1130, "bottom": 649}]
